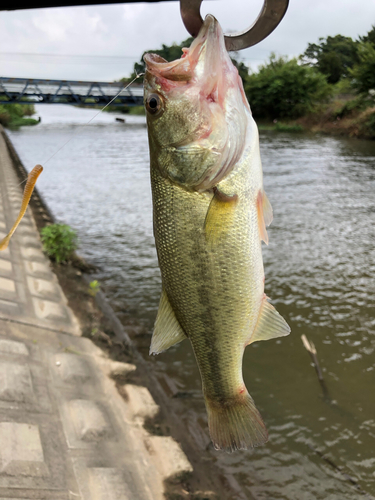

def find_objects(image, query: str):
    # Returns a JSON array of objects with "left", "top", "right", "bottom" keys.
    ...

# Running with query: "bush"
[
  {"left": 0, "top": 105, "right": 11, "bottom": 126},
  {"left": 245, "top": 54, "right": 331, "bottom": 120},
  {"left": 350, "top": 42, "right": 375, "bottom": 95},
  {"left": 40, "top": 224, "right": 78, "bottom": 264},
  {"left": 0, "top": 103, "right": 37, "bottom": 128}
]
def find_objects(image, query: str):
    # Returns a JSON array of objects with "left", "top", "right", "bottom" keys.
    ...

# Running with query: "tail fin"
[{"left": 205, "top": 392, "right": 268, "bottom": 452}]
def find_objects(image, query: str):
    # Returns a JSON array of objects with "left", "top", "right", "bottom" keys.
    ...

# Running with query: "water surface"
[{"left": 9, "top": 104, "right": 375, "bottom": 499}]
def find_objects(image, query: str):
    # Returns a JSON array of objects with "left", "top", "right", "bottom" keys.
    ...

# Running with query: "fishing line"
[{"left": 16, "top": 72, "right": 145, "bottom": 187}]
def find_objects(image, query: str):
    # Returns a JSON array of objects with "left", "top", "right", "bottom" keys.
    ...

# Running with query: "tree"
[
  {"left": 359, "top": 25, "right": 375, "bottom": 46},
  {"left": 245, "top": 54, "right": 331, "bottom": 120},
  {"left": 301, "top": 35, "right": 359, "bottom": 84},
  {"left": 350, "top": 42, "right": 375, "bottom": 94}
]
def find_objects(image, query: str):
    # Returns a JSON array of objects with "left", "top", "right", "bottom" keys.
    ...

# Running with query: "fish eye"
[{"left": 146, "top": 93, "right": 164, "bottom": 116}]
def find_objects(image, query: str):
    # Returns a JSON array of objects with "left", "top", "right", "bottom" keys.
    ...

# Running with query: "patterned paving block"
[
  {"left": 0, "top": 362, "right": 34, "bottom": 403},
  {"left": 145, "top": 435, "right": 193, "bottom": 480},
  {"left": 33, "top": 298, "right": 69, "bottom": 322},
  {"left": 0, "top": 339, "right": 29, "bottom": 356},
  {"left": 0, "top": 259, "right": 12, "bottom": 275},
  {"left": 21, "top": 236, "right": 42, "bottom": 248},
  {"left": 21, "top": 247, "right": 46, "bottom": 262},
  {"left": 0, "top": 246, "right": 10, "bottom": 257},
  {"left": 62, "top": 399, "right": 112, "bottom": 447},
  {"left": 24, "top": 260, "right": 52, "bottom": 280},
  {"left": 27, "top": 276, "right": 61, "bottom": 301},
  {"left": 0, "top": 299, "right": 20, "bottom": 316},
  {"left": 15, "top": 226, "right": 36, "bottom": 237},
  {"left": 124, "top": 385, "right": 159, "bottom": 421},
  {"left": 55, "top": 353, "right": 91, "bottom": 384},
  {"left": 17, "top": 218, "right": 34, "bottom": 229},
  {"left": 0, "top": 277, "right": 16, "bottom": 297},
  {"left": 0, "top": 423, "right": 48, "bottom": 477},
  {"left": 87, "top": 468, "right": 133, "bottom": 500}
]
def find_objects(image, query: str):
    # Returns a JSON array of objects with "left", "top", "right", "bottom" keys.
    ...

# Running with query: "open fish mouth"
[
  {"left": 144, "top": 15, "right": 249, "bottom": 191},
  {"left": 144, "top": 15, "right": 228, "bottom": 97}
]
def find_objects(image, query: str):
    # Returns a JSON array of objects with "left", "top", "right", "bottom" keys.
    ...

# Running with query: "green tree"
[
  {"left": 359, "top": 25, "right": 375, "bottom": 46},
  {"left": 350, "top": 42, "right": 375, "bottom": 94},
  {"left": 301, "top": 35, "right": 359, "bottom": 84},
  {"left": 245, "top": 54, "right": 331, "bottom": 120}
]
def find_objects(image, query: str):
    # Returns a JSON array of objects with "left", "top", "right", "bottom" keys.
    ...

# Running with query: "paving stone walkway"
[{"left": 0, "top": 129, "right": 193, "bottom": 500}]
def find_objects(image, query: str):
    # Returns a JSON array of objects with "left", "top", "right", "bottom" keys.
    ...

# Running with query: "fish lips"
[{"left": 144, "top": 14, "right": 229, "bottom": 96}]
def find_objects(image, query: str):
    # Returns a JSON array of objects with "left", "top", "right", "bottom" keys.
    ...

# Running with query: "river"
[{"left": 8, "top": 104, "right": 375, "bottom": 499}]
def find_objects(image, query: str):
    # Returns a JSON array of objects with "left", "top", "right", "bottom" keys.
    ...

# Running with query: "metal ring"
[{"left": 180, "top": 0, "right": 289, "bottom": 52}]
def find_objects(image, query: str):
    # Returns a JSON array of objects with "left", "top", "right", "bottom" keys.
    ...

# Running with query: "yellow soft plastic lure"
[{"left": 0, "top": 164, "right": 43, "bottom": 251}]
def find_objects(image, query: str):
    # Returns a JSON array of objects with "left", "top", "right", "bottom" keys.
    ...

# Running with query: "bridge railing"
[{"left": 0, "top": 77, "right": 144, "bottom": 106}]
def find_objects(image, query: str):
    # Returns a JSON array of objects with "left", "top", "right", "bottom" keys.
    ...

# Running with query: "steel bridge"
[{"left": 0, "top": 77, "right": 144, "bottom": 106}]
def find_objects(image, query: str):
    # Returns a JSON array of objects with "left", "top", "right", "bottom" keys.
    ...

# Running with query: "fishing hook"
[{"left": 179, "top": 0, "right": 289, "bottom": 51}]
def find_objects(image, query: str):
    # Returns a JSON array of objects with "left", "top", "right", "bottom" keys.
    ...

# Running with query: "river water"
[{"left": 8, "top": 104, "right": 375, "bottom": 499}]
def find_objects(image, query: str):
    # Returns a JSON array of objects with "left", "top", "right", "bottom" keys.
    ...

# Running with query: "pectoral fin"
[
  {"left": 150, "top": 288, "right": 187, "bottom": 355},
  {"left": 257, "top": 189, "right": 273, "bottom": 245},
  {"left": 204, "top": 187, "right": 238, "bottom": 244},
  {"left": 248, "top": 295, "right": 290, "bottom": 345}
]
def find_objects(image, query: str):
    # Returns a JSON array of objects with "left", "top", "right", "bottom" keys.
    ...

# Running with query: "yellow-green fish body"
[{"left": 144, "top": 15, "right": 290, "bottom": 451}]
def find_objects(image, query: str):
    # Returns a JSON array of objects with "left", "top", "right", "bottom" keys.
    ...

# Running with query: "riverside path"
[{"left": 0, "top": 126, "right": 193, "bottom": 500}]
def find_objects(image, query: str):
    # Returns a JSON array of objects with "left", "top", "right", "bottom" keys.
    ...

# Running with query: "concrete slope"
[{"left": 0, "top": 126, "right": 193, "bottom": 500}]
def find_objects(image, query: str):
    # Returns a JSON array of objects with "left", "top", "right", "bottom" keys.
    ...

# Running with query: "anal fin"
[
  {"left": 150, "top": 288, "right": 187, "bottom": 354},
  {"left": 248, "top": 295, "right": 290, "bottom": 345}
]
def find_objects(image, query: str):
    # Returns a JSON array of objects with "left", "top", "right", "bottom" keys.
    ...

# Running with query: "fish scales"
[{"left": 144, "top": 15, "right": 290, "bottom": 451}]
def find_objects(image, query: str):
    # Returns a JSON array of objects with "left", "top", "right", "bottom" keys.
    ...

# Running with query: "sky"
[{"left": 0, "top": 0, "right": 374, "bottom": 82}]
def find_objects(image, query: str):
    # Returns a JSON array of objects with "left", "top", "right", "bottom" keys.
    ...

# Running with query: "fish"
[{"left": 143, "top": 14, "right": 290, "bottom": 452}]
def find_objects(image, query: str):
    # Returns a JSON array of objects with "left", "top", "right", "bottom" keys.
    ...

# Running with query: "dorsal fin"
[
  {"left": 150, "top": 288, "right": 187, "bottom": 355},
  {"left": 248, "top": 295, "right": 290, "bottom": 345},
  {"left": 256, "top": 189, "right": 273, "bottom": 245}
]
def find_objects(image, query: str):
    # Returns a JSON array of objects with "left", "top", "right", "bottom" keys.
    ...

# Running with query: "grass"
[
  {"left": 0, "top": 103, "right": 39, "bottom": 129},
  {"left": 258, "top": 122, "right": 304, "bottom": 133},
  {"left": 127, "top": 105, "right": 145, "bottom": 116},
  {"left": 7, "top": 116, "right": 39, "bottom": 130}
]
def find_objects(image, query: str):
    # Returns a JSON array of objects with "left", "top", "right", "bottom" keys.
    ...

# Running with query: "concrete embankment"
[{"left": 0, "top": 124, "right": 194, "bottom": 500}]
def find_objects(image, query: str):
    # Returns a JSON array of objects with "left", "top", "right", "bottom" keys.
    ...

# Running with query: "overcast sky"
[{"left": 0, "top": 0, "right": 374, "bottom": 82}]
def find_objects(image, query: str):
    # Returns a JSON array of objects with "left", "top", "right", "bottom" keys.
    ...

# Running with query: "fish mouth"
[{"left": 144, "top": 14, "right": 226, "bottom": 87}]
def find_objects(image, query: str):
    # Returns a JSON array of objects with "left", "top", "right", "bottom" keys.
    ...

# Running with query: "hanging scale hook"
[{"left": 180, "top": 0, "right": 289, "bottom": 52}]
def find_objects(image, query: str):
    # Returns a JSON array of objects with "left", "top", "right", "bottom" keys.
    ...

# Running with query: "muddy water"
[{"left": 9, "top": 104, "right": 375, "bottom": 499}]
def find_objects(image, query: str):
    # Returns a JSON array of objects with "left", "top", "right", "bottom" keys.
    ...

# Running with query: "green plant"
[
  {"left": 0, "top": 103, "right": 37, "bottom": 128},
  {"left": 40, "top": 224, "right": 78, "bottom": 264},
  {"left": 350, "top": 42, "right": 375, "bottom": 95},
  {"left": 245, "top": 54, "right": 331, "bottom": 120},
  {"left": 274, "top": 122, "right": 304, "bottom": 132},
  {"left": 301, "top": 35, "right": 359, "bottom": 84},
  {"left": 88, "top": 280, "right": 100, "bottom": 297}
]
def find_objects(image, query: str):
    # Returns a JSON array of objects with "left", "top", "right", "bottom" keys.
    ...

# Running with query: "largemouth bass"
[{"left": 144, "top": 15, "right": 290, "bottom": 452}]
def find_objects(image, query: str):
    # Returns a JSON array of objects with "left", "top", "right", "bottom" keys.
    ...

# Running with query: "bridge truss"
[{"left": 0, "top": 77, "right": 144, "bottom": 106}]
